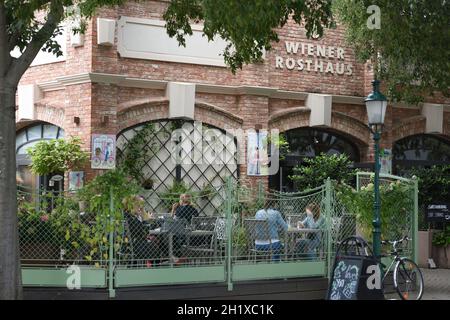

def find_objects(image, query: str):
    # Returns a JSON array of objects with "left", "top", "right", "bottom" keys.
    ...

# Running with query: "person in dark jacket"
[
  {"left": 172, "top": 193, "right": 199, "bottom": 224},
  {"left": 170, "top": 193, "right": 199, "bottom": 263}
]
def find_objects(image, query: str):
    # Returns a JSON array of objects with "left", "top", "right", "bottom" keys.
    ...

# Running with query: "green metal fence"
[
  {"left": 356, "top": 172, "right": 419, "bottom": 263},
  {"left": 17, "top": 173, "right": 417, "bottom": 297}
]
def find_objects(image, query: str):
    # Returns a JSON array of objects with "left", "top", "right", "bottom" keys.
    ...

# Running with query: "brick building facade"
[{"left": 15, "top": 0, "right": 450, "bottom": 193}]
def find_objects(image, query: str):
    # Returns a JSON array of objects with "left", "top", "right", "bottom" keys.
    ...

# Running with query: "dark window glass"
[
  {"left": 393, "top": 135, "right": 450, "bottom": 162},
  {"left": 285, "top": 128, "right": 360, "bottom": 161},
  {"left": 270, "top": 128, "right": 360, "bottom": 192},
  {"left": 393, "top": 135, "right": 450, "bottom": 175}
]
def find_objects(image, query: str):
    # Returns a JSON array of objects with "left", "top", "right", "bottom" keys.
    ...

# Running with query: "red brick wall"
[{"left": 14, "top": 0, "right": 450, "bottom": 188}]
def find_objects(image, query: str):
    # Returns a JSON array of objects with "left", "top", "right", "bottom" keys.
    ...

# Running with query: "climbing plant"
[{"left": 120, "top": 123, "right": 158, "bottom": 187}]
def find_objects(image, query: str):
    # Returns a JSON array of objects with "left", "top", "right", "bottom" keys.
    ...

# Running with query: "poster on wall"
[
  {"left": 91, "top": 134, "right": 116, "bottom": 169},
  {"left": 247, "top": 131, "right": 269, "bottom": 176},
  {"left": 380, "top": 149, "right": 392, "bottom": 175},
  {"left": 69, "top": 171, "right": 84, "bottom": 191}
]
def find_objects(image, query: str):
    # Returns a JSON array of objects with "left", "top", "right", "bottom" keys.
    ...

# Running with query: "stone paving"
[{"left": 422, "top": 268, "right": 450, "bottom": 300}]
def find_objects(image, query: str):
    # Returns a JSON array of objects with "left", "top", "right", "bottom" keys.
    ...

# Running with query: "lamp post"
[{"left": 365, "top": 80, "right": 387, "bottom": 259}]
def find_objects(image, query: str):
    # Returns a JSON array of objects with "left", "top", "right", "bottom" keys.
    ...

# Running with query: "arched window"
[
  {"left": 393, "top": 134, "right": 450, "bottom": 174},
  {"left": 16, "top": 123, "right": 65, "bottom": 193},
  {"left": 270, "top": 128, "right": 360, "bottom": 192},
  {"left": 16, "top": 123, "right": 64, "bottom": 160}
]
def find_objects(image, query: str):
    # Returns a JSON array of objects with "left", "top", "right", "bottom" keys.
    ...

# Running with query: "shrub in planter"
[
  {"left": 17, "top": 194, "right": 62, "bottom": 260},
  {"left": 432, "top": 226, "right": 450, "bottom": 268}
]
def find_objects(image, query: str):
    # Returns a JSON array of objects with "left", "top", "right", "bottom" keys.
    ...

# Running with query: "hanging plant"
[
  {"left": 27, "top": 137, "right": 89, "bottom": 175},
  {"left": 141, "top": 178, "right": 154, "bottom": 190}
]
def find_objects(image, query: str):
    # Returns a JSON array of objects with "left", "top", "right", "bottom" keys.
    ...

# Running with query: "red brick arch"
[
  {"left": 16, "top": 103, "right": 65, "bottom": 131},
  {"left": 269, "top": 108, "right": 370, "bottom": 146},
  {"left": 117, "top": 99, "right": 243, "bottom": 133},
  {"left": 391, "top": 115, "right": 427, "bottom": 143}
]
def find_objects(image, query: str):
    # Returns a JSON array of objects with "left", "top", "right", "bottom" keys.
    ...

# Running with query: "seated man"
[{"left": 254, "top": 203, "right": 288, "bottom": 261}]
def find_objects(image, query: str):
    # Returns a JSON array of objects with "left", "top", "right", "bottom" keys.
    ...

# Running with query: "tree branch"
[
  {"left": 0, "top": 0, "right": 10, "bottom": 78},
  {"left": 5, "top": 0, "right": 64, "bottom": 86},
  {"left": 7, "top": 0, "right": 53, "bottom": 52}
]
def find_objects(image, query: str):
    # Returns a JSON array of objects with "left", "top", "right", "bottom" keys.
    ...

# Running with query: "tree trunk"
[{"left": 0, "top": 81, "right": 22, "bottom": 299}]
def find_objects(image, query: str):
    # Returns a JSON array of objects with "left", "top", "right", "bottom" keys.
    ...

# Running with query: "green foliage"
[
  {"left": 120, "top": 123, "right": 158, "bottom": 184},
  {"left": 433, "top": 226, "right": 450, "bottom": 247},
  {"left": 74, "top": 169, "right": 141, "bottom": 261},
  {"left": 333, "top": 0, "right": 450, "bottom": 104},
  {"left": 164, "top": 0, "right": 335, "bottom": 72},
  {"left": 407, "top": 165, "right": 450, "bottom": 206},
  {"left": 17, "top": 169, "right": 142, "bottom": 263},
  {"left": 337, "top": 179, "right": 414, "bottom": 241},
  {"left": 199, "top": 182, "right": 215, "bottom": 200},
  {"left": 27, "top": 137, "right": 89, "bottom": 175},
  {"left": 262, "top": 133, "right": 290, "bottom": 161},
  {"left": 406, "top": 165, "right": 450, "bottom": 230},
  {"left": 17, "top": 194, "right": 55, "bottom": 245},
  {"left": 290, "top": 153, "right": 356, "bottom": 190},
  {"left": 5, "top": 0, "right": 125, "bottom": 57}
]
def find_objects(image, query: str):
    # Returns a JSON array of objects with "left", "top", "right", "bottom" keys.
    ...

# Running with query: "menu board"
[
  {"left": 328, "top": 257, "right": 363, "bottom": 300},
  {"left": 426, "top": 203, "right": 450, "bottom": 223}
]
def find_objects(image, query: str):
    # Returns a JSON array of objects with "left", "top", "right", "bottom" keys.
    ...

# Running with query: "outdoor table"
[
  {"left": 284, "top": 228, "right": 321, "bottom": 257},
  {"left": 148, "top": 227, "right": 215, "bottom": 266}
]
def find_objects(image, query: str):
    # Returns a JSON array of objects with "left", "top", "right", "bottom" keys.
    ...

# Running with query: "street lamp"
[{"left": 365, "top": 79, "right": 387, "bottom": 260}]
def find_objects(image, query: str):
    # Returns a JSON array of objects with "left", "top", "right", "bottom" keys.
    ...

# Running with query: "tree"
[
  {"left": 333, "top": 0, "right": 450, "bottom": 104},
  {"left": 0, "top": 0, "right": 334, "bottom": 299}
]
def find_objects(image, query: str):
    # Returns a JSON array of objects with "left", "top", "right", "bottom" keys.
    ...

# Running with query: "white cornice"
[{"left": 37, "top": 72, "right": 450, "bottom": 110}]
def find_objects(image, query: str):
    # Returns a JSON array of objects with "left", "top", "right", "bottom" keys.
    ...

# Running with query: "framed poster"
[
  {"left": 91, "top": 134, "right": 116, "bottom": 169},
  {"left": 247, "top": 131, "right": 269, "bottom": 176},
  {"left": 69, "top": 171, "right": 84, "bottom": 191}
]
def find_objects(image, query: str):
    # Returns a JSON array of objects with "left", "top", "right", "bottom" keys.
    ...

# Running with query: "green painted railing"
[{"left": 19, "top": 174, "right": 417, "bottom": 298}]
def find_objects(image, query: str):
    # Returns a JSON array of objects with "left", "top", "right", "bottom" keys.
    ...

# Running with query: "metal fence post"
[
  {"left": 225, "top": 177, "right": 234, "bottom": 291},
  {"left": 412, "top": 176, "right": 419, "bottom": 264},
  {"left": 325, "top": 178, "right": 333, "bottom": 280},
  {"left": 108, "top": 187, "right": 116, "bottom": 299},
  {"left": 356, "top": 172, "right": 360, "bottom": 191}
]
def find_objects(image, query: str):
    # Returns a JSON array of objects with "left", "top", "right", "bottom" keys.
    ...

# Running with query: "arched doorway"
[
  {"left": 393, "top": 134, "right": 450, "bottom": 175},
  {"left": 116, "top": 120, "right": 239, "bottom": 215},
  {"left": 270, "top": 127, "right": 361, "bottom": 192},
  {"left": 16, "top": 123, "right": 65, "bottom": 193}
]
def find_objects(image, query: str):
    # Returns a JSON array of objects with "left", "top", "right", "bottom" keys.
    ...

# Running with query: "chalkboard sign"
[
  {"left": 327, "top": 236, "right": 385, "bottom": 300},
  {"left": 426, "top": 203, "right": 450, "bottom": 223},
  {"left": 328, "top": 256, "right": 362, "bottom": 300}
]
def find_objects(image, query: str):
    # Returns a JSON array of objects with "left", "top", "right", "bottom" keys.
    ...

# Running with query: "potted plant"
[
  {"left": 27, "top": 137, "right": 89, "bottom": 176},
  {"left": 199, "top": 182, "right": 214, "bottom": 200},
  {"left": 432, "top": 226, "right": 450, "bottom": 269},
  {"left": 141, "top": 178, "right": 154, "bottom": 190}
]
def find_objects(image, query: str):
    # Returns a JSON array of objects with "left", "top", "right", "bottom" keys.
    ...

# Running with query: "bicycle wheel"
[{"left": 393, "top": 258, "right": 424, "bottom": 300}]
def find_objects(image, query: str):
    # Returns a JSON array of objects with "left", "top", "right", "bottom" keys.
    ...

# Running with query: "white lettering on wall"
[{"left": 275, "top": 41, "right": 353, "bottom": 76}]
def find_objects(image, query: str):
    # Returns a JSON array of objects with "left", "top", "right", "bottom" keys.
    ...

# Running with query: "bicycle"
[{"left": 381, "top": 236, "right": 424, "bottom": 300}]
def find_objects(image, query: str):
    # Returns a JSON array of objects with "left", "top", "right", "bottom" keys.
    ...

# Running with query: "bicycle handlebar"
[{"left": 382, "top": 236, "right": 411, "bottom": 246}]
